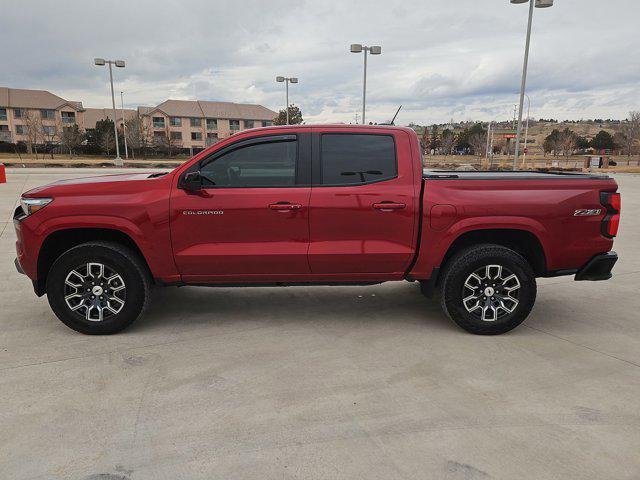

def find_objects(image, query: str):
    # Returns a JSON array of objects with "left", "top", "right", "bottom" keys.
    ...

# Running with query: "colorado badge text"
[{"left": 182, "top": 210, "right": 224, "bottom": 215}]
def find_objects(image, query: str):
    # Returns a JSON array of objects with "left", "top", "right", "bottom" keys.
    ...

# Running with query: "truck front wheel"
[
  {"left": 439, "top": 244, "right": 536, "bottom": 335},
  {"left": 46, "top": 242, "right": 150, "bottom": 335}
]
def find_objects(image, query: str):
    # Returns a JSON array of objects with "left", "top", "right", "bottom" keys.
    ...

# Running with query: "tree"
[
  {"left": 616, "top": 111, "right": 640, "bottom": 156},
  {"left": 543, "top": 129, "right": 562, "bottom": 156},
  {"left": 420, "top": 126, "right": 429, "bottom": 153},
  {"left": 575, "top": 135, "right": 590, "bottom": 150},
  {"left": 441, "top": 129, "right": 456, "bottom": 155},
  {"left": 21, "top": 110, "right": 42, "bottom": 158},
  {"left": 459, "top": 123, "right": 487, "bottom": 155},
  {"left": 86, "top": 119, "right": 116, "bottom": 155},
  {"left": 100, "top": 128, "right": 115, "bottom": 155},
  {"left": 124, "top": 114, "right": 150, "bottom": 159},
  {"left": 59, "top": 123, "right": 84, "bottom": 157},
  {"left": 468, "top": 133, "right": 487, "bottom": 157},
  {"left": 40, "top": 122, "right": 58, "bottom": 159},
  {"left": 273, "top": 104, "right": 303, "bottom": 125},
  {"left": 614, "top": 131, "right": 631, "bottom": 156},
  {"left": 559, "top": 128, "right": 577, "bottom": 158},
  {"left": 152, "top": 131, "right": 170, "bottom": 156},
  {"left": 456, "top": 122, "right": 486, "bottom": 153},
  {"left": 590, "top": 130, "right": 616, "bottom": 151},
  {"left": 157, "top": 125, "right": 181, "bottom": 157},
  {"left": 428, "top": 125, "right": 440, "bottom": 151}
]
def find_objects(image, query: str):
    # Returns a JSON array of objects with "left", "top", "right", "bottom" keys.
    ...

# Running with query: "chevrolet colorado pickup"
[{"left": 14, "top": 125, "right": 620, "bottom": 335}]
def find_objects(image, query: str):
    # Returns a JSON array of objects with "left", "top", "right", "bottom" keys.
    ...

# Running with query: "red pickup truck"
[{"left": 14, "top": 125, "right": 620, "bottom": 335}]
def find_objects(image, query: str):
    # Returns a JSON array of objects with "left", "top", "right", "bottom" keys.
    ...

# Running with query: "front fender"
[{"left": 23, "top": 214, "right": 178, "bottom": 281}]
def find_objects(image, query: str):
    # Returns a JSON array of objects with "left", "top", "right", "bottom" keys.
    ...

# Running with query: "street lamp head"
[
  {"left": 510, "top": 0, "right": 529, "bottom": 3},
  {"left": 289, "top": 77, "right": 298, "bottom": 84},
  {"left": 350, "top": 44, "right": 363, "bottom": 53},
  {"left": 276, "top": 76, "right": 285, "bottom": 82},
  {"left": 114, "top": 60, "right": 125, "bottom": 68},
  {"left": 94, "top": 58, "right": 106, "bottom": 66},
  {"left": 369, "top": 46, "right": 382, "bottom": 55},
  {"left": 535, "top": 0, "right": 553, "bottom": 7}
]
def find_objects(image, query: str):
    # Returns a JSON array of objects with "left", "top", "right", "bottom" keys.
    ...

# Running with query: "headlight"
[{"left": 20, "top": 197, "right": 53, "bottom": 217}]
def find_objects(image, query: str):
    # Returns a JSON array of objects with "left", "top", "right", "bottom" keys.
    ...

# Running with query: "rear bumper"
[{"left": 575, "top": 252, "right": 618, "bottom": 281}]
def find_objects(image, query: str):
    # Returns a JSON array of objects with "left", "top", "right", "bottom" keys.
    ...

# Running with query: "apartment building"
[
  {"left": 0, "top": 87, "right": 85, "bottom": 144},
  {"left": 140, "top": 99, "right": 276, "bottom": 150},
  {"left": 0, "top": 86, "right": 278, "bottom": 150},
  {"left": 83, "top": 107, "right": 138, "bottom": 130}
]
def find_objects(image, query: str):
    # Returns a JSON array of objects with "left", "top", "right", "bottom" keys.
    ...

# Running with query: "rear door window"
[{"left": 320, "top": 134, "right": 397, "bottom": 185}]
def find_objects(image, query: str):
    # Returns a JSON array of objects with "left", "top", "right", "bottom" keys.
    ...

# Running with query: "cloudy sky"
[{"left": 1, "top": 0, "right": 638, "bottom": 125}]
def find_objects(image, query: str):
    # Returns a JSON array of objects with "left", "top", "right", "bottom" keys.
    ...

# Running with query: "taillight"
[{"left": 600, "top": 192, "right": 621, "bottom": 238}]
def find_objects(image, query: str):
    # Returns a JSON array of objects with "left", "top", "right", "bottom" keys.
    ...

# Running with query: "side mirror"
[{"left": 181, "top": 171, "right": 203, "bottom": 191}]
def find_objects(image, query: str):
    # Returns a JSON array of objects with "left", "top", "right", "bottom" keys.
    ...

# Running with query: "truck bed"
[
  {"left": 423, "top": 169, "right": 610, "bottom": 180},
  {"left": 410, "top": 168, "right": 617, "bottom": 281}
]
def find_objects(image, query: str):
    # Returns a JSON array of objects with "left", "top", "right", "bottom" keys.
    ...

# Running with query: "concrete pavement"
[{"left": 1, "top": 169, "right": 639, "bottom": 479}]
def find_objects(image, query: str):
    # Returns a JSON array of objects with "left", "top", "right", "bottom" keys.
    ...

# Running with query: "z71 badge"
[{"left": 574, "top": 209, "right": 601, "bottom": 216}]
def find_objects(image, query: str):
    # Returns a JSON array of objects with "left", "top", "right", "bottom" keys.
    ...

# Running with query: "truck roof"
[{"left": 243, "top": 124, "right": 416, "bottom": 134}]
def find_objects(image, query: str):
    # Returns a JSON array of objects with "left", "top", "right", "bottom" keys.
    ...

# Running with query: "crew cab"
[{"left": 14, "top": 125, "right": 621, "bottom": 335}]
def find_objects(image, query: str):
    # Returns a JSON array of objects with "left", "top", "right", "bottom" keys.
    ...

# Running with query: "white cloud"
[{"left": 1, "top": 0, "right": 638, "bottom": 124}]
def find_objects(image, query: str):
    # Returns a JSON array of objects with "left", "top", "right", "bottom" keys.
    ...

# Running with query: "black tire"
[
  {"left": 46, "top": 241, "right": 150, "bottom": 334},
  {"left": 439, "top": 244, "right": 536, "bottom": 335}
]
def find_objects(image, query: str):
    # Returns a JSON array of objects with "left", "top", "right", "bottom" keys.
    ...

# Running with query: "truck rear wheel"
[
  {"left": 46, "top": 242, "right": 150, "bottom": 335},
  {"left": 439, "top": 244, "right": 536, "bottom": 335}
]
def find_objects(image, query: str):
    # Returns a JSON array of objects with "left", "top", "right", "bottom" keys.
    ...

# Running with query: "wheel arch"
[
  {"left": 440, "top": 228, "right": 547, "bottom": 281},
  {"left": 36, "top": 228, "right": 153, "bottom": 296}
]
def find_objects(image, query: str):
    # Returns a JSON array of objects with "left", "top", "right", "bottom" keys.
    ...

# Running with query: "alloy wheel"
[
  {"left": 63, "top": 262, "right": 126, "bottom": 322},
  {"left": 461, "top": 264, "right": 521, "bottom": 322}
]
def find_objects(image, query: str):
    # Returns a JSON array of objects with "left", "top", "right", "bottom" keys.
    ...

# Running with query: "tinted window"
[
  {"left": 201, "top": 139, "right": 297, "bottom": 187},
  {"left": 321, "top": 134, "right": 396, "bottom": 185}
]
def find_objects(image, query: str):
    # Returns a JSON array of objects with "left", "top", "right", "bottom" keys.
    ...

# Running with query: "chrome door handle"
[
  {"left": 373, "top": 202, "right": 406, "bottom": 211},
  {"left": 269, "top": 202, "right": 302, "bottom": 211}
]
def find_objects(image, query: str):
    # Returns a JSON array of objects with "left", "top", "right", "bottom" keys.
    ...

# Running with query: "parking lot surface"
[{"left": 1, "top": 169, "right": 639, "bottom": 480}]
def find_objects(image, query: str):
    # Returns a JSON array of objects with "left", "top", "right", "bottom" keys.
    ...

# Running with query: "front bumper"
[{"left": 575, "top": 252, "right": 618, "bottom": 281}]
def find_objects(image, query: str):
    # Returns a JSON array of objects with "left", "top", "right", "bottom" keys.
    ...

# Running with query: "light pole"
[
  {"left": 489, "top": 125, "right": 495, "bottom": 166},
  {"left": 350, "top": 44, "right": 381, "bottom": 124},
  {"left": 522, "top": 94, "right": 531, "bottom": 167},
  {"left": 275, "top": 76, "right": 298, "bottom": 125},
  {"left": 510, "top": 0, "right": 554, "bottom": 170},
  {"left": 485, "top": 121, "right": 493, "bottom": 161},
  {"left": 94, "top": 58, "right": 125, "bottom": 166},
  {"left": 120, "top": 91, "right": 128, "bottom": 159}
]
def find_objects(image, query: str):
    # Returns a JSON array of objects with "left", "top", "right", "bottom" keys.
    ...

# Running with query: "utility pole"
[
  {"left": 485, "top": 122, "right": 492, "bottom": 160},
  {"left": 120, "top": 91, "right": 128, "bottom": 159},
  {"left": 522, "top": 94, "right": 531, "bottom": 167}
]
